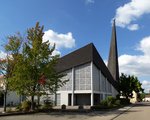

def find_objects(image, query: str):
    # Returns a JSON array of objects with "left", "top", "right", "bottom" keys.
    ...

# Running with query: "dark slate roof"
[
  {"left": 56, "top": 43, "right": 92, "bottom": 72},
  {"left": 56, "top": 43, "right": 118, "bottom": 90}
]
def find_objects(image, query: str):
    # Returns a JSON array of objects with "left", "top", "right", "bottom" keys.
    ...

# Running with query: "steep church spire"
[{"left": 107, "top": 19, "right": 119, "bottom": 82}]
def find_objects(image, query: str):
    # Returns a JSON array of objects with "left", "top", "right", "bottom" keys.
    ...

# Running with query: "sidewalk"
[
  {"left": 0, "top": 107, "right": 16, "bottom": 114},
  {"left": 87, "top": 105, "right": 133, "bottom": 120}
]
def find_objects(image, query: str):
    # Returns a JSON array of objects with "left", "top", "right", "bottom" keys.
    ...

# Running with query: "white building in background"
[
  {"left": 143, "top": 94, "right": 150, "bottom": 102},
  {"left": 130, "top": 91, "right": 138, "bottom": 103},
  {"left": 0, "top": 76, "right": 22, "bottom": 106}
]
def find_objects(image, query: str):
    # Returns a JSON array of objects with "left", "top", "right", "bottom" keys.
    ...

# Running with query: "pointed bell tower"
[{"left": 107, "top": 19, "right": 119, "bottom": 82}]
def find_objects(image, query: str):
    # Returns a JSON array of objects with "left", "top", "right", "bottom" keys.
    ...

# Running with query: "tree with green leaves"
[
  {"left": 0, "top": 58, "right": 7, "bottom": 112},
  {"left": 5, "top": 22, "right": 66, "bottom": 110},
  {"left": 119, "top": 73, "right": 144, "bottom": 99},
  {"left": 137, "top": 93, "right": 145, "bottom": 101},
  {"left": 0, "top": 54, "right": 14, "bottom": 112}
]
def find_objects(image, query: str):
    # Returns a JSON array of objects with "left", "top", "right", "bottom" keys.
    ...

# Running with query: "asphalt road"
[
  {"left": 0, "top": 106, "right": 132, "bottom": 120},
  {"left": 0, "top": 102, "right": 150, "bottom": 120},
  {"left": 114, "top": 102, "right": 150, "bottom": 120}
]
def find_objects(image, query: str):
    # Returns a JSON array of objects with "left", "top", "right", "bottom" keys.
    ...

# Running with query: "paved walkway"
[
  {"left": 0, "top": 107, "right": 16, "bottom": 113},
  {"left": 0, "top": 105, "right": 133, "bottom": 120},
  {"left": 88, "top": 106, "right": 132, "bottom": 120},
  {"left": 114, "top": 102, "right": 150, "bottom": 120}
]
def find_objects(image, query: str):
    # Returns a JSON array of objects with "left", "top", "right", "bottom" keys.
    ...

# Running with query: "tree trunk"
[
  {"left": 31, "top": 86, "right": 36, "bottom": 111},
  {"left": 37, "top": 84, "right": 40, "bottom": 106},
  {"left": 31, "top": 95, "right": 35, "bottom": 111},
  {"left": 125, "top": 95, "right": 128, "bottom": 99},
  {"left": 37, "top": 95, "right": 40, "bottom": 106},
  {"left": 3, "top": 90, "right": 7, "bottom": 112}
]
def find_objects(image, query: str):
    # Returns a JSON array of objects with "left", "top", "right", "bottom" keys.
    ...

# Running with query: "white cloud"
[
  {"left": 142, "top": 80, "right": 150, "bottom": 93},
  {"left": 52, "top": 50, "right": 61, "bottom": 56},
  {"left": 138, "top": 36, "right": 150, "bottom": 55},
  {"left": 0, "top": 51, "right": 7, "bottom": 59},
  {"left": 127, "top": 24, "right": 139, "bottom": 31},
  {"left": 43, "top": 30, "right": 76, "bottom": 55},
  {"left": 119, "top": 36, "right": 150, "bottom": 76},
  {"left": 142, "top": 80, "right": 150, "bottom": 86},
  {"left": 85, "top": 0, "right": 95, "bottom": 4},
  {"left": 114, "top": 0, "right": 150, "bottom": 30}
]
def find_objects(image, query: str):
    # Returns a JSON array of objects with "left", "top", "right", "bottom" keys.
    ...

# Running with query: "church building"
[{"left": 54, "top": 20, "right": 119, "bottom": 106}]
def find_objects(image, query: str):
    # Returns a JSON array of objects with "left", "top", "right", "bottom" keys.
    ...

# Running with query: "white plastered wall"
[
  {"left": 6, "top": 91, "right": 20, "bottom": 105},
  {"left": 60, "top": 92, "right": 68, "bottom": 105},
  {"left": 111, "top": 85, "right": 118, "bottom": 97}
]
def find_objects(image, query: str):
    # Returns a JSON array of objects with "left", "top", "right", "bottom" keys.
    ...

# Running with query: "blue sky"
[{"left": 0, "top": 0, "right": 150, "bottom": 92}]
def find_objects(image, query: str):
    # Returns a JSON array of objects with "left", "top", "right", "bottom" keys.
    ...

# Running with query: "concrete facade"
[
  {"left": 6, "top": 91, "right": 21, "bottom": 106},
  {"left": 53, "top": 62, "right": 118, "bottom": 106}
]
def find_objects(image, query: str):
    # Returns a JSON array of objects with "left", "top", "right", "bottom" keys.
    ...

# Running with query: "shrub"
[
  {"left": 41, "top": 104, "right": 52, "bottom": 110},
  {"left": 21, "top": 101, "right": 31, "bottom": 111},
  {"left": 100, "top": 96, "right": 116, "bottom": 107},
  {"left": 41, "top": 104, "right": 50, "bottom": 110},
  {"left": 6, "top": 107, "right": 12, "bottom": 113},
  {"left": 106, "top": 96, "right": 116, "bottom": 104},
  {"left": 91, "top": 105, "right": 108, "bottom": 110},
  {"left": 41, "top": 100, "right": 52, "bottom": 110},
  {"left": 91, "top": 96, "right": 124, "bottom": 111},
  {"left": 100, "top": 100, "right": 107, "bottom": 106},
  {"left": 119, "top": 98, "right": 130, "bottom": 105},
  {"left": 61, "top": 104, "right": 66, "bottom": 109},
  {"left": 15, "top": 103, "right": 22, "bottom": 111},
  {"left": 114, "top": 100, "right": 121, "bottom": 106},
  {"left": 78, "top": 105, "right": 83, "bottom": 109}
]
